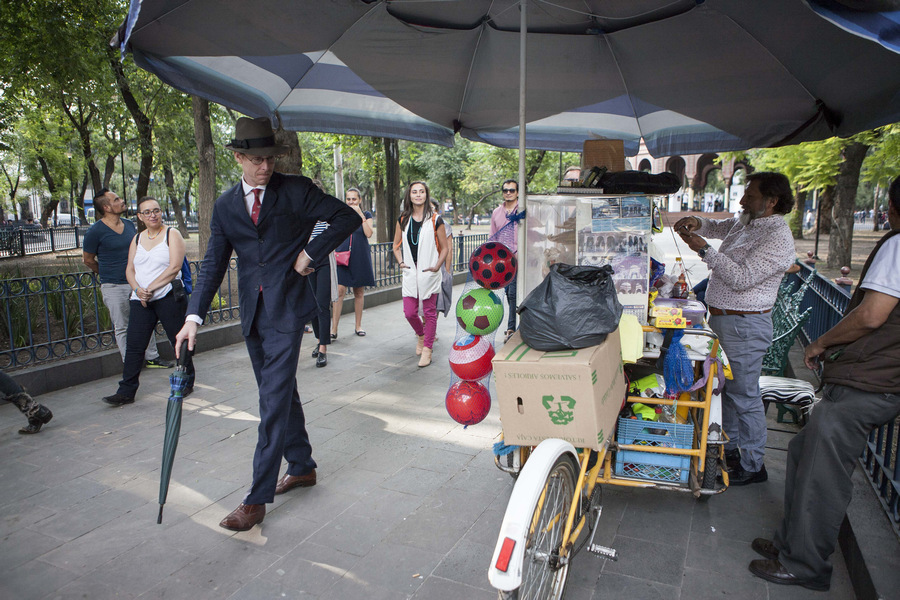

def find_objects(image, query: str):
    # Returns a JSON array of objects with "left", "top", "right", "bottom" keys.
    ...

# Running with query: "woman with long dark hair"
[
  {"left": 331, "top": 187, "right": 375, "bottom": 338},
  {"left": 392, "top": 182, "right": 448, "bottom": 367}
]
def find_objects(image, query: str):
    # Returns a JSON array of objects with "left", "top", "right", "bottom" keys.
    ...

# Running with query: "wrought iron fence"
[
  {"left": 0, "top": 223, "right": 199, "bottom": 258},
  {"left": 0, "top": 234, "right": 488, "bottom": 370},
  {"left": 0, "top": 226, "right": 90, "bottom": 257},
  {"left": 0, "top": 258, "right": 237, "bottom": 369},
  {"left": 789, "top": 263, "right": 899, "bottom": 539}
]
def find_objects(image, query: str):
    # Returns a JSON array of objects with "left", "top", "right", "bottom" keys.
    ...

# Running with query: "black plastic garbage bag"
[{"left": 518, "top": 264, "right": 623, "bottom": 351}]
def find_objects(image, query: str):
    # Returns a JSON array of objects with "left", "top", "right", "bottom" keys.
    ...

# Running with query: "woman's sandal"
[
  {"left": 355, "top": 329, "right": 367, "bottom": 337},
  {"left": 331, "top": 332, "right": 338, "bottom": 340}
]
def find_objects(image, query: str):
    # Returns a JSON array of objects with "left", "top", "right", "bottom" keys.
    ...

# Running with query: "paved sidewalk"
[{"left": 1, "top": 288, "right": 855, "bottom": 599}]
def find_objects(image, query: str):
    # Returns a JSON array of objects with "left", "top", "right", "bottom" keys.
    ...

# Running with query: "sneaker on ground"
[
  {"left": 103, "top": 393, "right": 135, "bottom": 406},
  {"left": 145, "top": 358, "right": 175, "bottom": 369}
]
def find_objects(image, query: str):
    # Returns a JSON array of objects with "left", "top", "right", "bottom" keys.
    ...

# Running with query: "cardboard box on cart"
[{"left": 493, "top": 328, "right": 626, "bottom": 450}]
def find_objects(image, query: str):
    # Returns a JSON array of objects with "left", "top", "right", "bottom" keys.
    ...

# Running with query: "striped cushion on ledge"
[{"left": 759, "top": 376, "right": 816, "bottom": 406}]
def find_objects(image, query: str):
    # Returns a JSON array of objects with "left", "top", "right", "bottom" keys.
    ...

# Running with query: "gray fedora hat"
[{"left": 225, "top": 117, "right": 290, "bottom": 156}]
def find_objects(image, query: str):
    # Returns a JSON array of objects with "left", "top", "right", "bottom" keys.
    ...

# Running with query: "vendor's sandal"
[
  {"left": 355, "top": 329, "right": 367, "bottom": 337},
  {"left": 505, "top": 329, "right": 516, "bottom": 343}
]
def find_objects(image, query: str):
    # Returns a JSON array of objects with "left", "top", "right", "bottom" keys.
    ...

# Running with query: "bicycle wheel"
[{"left": 504, "top": 454, "right": 579, "bottom": 600}]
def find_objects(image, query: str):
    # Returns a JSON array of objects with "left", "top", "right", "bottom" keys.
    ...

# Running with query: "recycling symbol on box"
[{"left": 542, "top": 395, "right": 576, "bottom": 425}]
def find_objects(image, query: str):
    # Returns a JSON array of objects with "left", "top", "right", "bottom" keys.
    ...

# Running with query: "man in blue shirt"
[{"left": 83, "top": 188, "right": 173, "bottom": 369}]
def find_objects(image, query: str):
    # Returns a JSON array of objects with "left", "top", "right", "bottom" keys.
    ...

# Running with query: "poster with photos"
[{"left": 576, "top": 196, "right": 653, "bottom": 323}]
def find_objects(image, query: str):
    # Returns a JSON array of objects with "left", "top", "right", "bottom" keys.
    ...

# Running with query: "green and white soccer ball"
[{"left": 456, "top": 288, "right": 504, "bottom": 336}]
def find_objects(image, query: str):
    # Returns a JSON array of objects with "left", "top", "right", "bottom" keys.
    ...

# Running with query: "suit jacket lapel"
[
  {"left": 231, "top": 184, "right": 255, "bottom": 228},
  {"left": 256, "top": 173, "right": 281, "bottom": 227}
]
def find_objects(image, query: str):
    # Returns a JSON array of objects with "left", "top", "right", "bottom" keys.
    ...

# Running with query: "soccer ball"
[
  {"left": 469, "top": 242, "right": 517, "bottom": 290},
  {"left": 456, "top": 288, "right": 504, "bottom": 336},
  {"left": 449, "top": 334, "right": 495, "bottom": 381},
  {"left": 445, "top": 380, "right": 491, "bottom": 426}
]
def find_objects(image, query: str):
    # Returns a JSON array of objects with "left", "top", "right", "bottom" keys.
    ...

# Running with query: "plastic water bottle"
[
  {"left": 671, "top": 257, "right": 688, "bottom": 299},
  {"left": 656, "top": 405, "right": 676, "bottom": 424}
]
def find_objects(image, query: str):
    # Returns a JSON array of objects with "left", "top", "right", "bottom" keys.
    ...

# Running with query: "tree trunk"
[
  {"left": 36, "top": 155, "right": 60, "bottom": 227},
  {"left": 817, "top": 186, "right": 834, "bottom": 234},
  {"left": 2, "top": 163, "right": 20, "bottom": 217},
  {"left": 60, "top": 99, "right": 103, "bottom": 193},
  {"left": 103, "top": 155, "right": 116, "bottom": 188},
  {"left": 109, "top": 49, "right": 153, "bottom": 200},
  {"left": 192, "top": 96, "right": 217, "bottom": 258},
  {"left": 827, "top": 142, "right": 869, "bottom": 269},
  {"left": 19, "top": 200, "right": 32, "bottom": 221},
  {"left": 274, "top": 126, "right": 302, "bottom": 175},
  {"left": 526, "top": 150, "right": 546, "bottom": 186},
  {"left": 164, "top": 163, "right": 189, "bottom": 238},
  {"left": 382, "top": 137, "right": 400, "bottom": 243},
  {"left": 789, "top": 189, "right": 806, "bottom": 240},
  {"left": 76, "top": 172, "right": 88, "bottom": 222}
]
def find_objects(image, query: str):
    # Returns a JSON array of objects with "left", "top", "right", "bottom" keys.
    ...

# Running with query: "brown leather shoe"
[
  {"left": 275, "top": 470, "right": 317, "bottom": 495},
  {"left": 218, "top": 503, "right": 265, "bottom": 531}
]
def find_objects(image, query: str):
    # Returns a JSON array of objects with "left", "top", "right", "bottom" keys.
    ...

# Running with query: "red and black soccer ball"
[{"left": 468, "top": 242, "right": 517, "bottom": 290}]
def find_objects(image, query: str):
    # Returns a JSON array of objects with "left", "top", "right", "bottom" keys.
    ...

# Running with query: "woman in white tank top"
[{"left": 101, "top": 197, "right": 195, "bottom": 406}]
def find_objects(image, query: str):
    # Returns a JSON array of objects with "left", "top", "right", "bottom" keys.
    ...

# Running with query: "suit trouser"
[
  {"left": 243, "top": 294, "right": 317, "bottom": 505},
  {"left": 101, "top": 283, "right": 159, "bottom": 362},
  {"left": 775, "top": 383, "right": 900, "bottom": 584},
  {"left": 708, "top": 312, "right": 772, "bottom": 472},
  {"left": 308, "top": 264, "right": 332, "bottom": 348}
]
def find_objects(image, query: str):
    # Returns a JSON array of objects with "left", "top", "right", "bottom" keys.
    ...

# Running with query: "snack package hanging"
[{"left": 518, "top": 263, "right": 623, "bottom": 351}]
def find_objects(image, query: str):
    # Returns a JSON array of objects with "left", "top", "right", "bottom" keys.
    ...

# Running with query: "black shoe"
[
  {"left": 729, "top": 464, "right": 768, "bottom": 486},
  {"left": 19, "top": 405, "right": 53, "bottom": 434},
  {"left": 748, "top": 559, "right": 830, "bottom": 591},
  {"left": 316, "top": 352, "right": 327, "bottom": 368},
  {"left": 311, "top": 349, "right": 319, "bottom": 358},
  {"left": 751, "top": 538, "right": 779, "bottom": 560},
  {"left": 103, "top": 393, "right": 135, "bottom": 406},
  {"left": 725, "top": 448, "right": 742, "bottom": 472},
  {"left": 145, "top": 358, "right": 175, "bottom": 369},
  {"left": 331, "top": 332, "right": 338, "bottom": 340}
]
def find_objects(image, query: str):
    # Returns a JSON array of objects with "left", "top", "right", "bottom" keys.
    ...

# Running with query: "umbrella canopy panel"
[{"left": 122, "top": 0, "right": 900, "bottom": 156}]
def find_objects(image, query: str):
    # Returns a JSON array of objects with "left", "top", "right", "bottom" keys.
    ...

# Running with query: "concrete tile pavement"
[{"left": 0, "top": 286, "right": 856, "bottom": 599}]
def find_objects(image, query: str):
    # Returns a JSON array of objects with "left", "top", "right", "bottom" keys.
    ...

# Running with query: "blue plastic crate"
[{"left": 614, "top": 417, "right": 694, "bottom": 484}]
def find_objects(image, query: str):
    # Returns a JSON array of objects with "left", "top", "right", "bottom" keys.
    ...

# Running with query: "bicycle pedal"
[{"left": 588, "top": 544, "right": 618, "bottom": 561}]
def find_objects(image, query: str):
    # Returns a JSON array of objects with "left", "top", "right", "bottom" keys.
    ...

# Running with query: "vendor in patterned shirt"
[{"left": 675, "top": 172, "right": 796, "bottom": 486}]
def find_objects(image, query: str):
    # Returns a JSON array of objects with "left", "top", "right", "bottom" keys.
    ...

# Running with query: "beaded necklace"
[{"left": 408, "top": 214, "right": 424, "bottom": 246}]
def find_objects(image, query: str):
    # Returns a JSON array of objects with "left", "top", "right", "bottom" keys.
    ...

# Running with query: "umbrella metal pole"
[{"left": 518, "top": 0, "right": 527, "bottom": 304}]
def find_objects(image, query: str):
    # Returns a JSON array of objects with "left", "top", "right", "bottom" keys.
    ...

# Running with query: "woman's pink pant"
[{"left": 403, "top": 294, "right": 437, "bottom": 349}]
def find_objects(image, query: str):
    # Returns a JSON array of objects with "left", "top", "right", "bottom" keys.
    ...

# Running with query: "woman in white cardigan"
[{"left": 392, "top": 181, "right": 448, "bottom": 367}]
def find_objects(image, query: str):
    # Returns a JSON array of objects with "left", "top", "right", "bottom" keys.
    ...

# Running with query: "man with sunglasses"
[
  {"left": 83, "top": 188, "right": 173, "bottom": 369},
  {"left": 175, "top": 117, "right": 360, "bottom": 532},
  {"left": 491, "top": 179, "right": 521, "bottom": 342}
]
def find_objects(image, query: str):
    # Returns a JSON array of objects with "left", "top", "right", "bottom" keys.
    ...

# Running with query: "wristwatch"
[{"left": 697, "top": 244, "right": 711, "bottom": 259}]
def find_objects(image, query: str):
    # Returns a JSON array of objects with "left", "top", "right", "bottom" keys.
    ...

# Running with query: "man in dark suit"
[{"left": 175, "top": 117, "right": 360, "bottom": 531}]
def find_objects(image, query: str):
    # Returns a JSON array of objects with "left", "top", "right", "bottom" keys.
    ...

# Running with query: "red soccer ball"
[
  {"left": 469, "top": 242, "right": 517, "bottom": 290},
  {"left": 449, "top": 334, "right": 495, "bottom": 381},
  {"left": 445, "top": 380, "right": 491, "bottom": 426}
]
